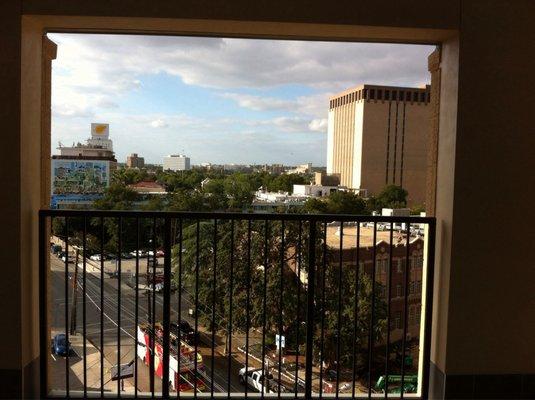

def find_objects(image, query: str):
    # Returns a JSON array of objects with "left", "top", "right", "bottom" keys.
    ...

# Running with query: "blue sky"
[{"left": 49, "top": 34, "right": 434, "bottom": 166}]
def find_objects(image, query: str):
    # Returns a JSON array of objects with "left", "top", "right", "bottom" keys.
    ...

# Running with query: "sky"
[{"left": 49, "top": 34, "right": 434, "bottom": 166}]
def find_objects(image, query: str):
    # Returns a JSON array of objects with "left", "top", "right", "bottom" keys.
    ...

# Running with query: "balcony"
[{"left": 39, "top": 209, "right": 435, "bottom": 398}]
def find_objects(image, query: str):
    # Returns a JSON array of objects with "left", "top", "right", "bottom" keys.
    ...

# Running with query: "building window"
[
  {"left": 385, "top": 90, "right": 390, "bottom": 100},
  {"left": 392, "top": 91, "right": 397, "bottom": 101},
  {"left": 420, "top": 92, "right": 426, "bottom": 102},
  {"left": 363, "top": 89, "right": 368, "bottom": 100},
  {"left": 397, "top": 259, "right": 404, "bottom": 273},
  {"left": 377, "top": 89, "right": 383, "bottom": 100},
  {"left": 414, "top": 91, "right": 419, "bottom": 102},
  {"left": 406, "top": 92, "right": 412, "bottom": 102},
  {"left": 395, "top": 311, "right": 402, "bottom": 329},
  {"left": 370, "top": 89, "right": 375, "bottom": 100},
  {"left": 399, "top": 91, "right": 404, "bottom": 101}
]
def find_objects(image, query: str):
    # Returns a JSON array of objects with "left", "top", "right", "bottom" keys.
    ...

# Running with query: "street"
[{"left": 48, "top": 252, "right": 245, "bottom": 395}]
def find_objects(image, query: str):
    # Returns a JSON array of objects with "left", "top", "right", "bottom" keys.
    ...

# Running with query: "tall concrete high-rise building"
[{"left": 327, "top": 84, "right": 430, "bottom": 205}]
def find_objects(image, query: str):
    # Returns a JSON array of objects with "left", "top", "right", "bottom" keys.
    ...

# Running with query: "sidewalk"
[{"left": 68, "top": 333, "right": 135, "bottom": 394}]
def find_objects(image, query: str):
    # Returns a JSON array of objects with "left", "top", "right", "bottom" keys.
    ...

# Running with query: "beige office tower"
[{"left": 327, "top": 84, "right": 431, "bottom": 206}]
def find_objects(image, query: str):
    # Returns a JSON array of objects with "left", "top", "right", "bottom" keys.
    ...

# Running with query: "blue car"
[{"left": 51, "top": 334, "right": 70, "bottom": 356}]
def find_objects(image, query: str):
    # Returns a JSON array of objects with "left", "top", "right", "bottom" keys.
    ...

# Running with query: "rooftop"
[{"left": 325, "top": 224, "right": 422, "bottom": 248}]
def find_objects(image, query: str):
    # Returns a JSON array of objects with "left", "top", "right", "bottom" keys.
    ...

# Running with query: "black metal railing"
[{"left": 39, "top": 209, "right": 435, "bottom": 399}]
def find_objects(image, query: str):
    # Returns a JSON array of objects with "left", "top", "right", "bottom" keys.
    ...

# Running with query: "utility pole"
[{"left": 70, "top": 248, "right": 80, "bottom": 335}]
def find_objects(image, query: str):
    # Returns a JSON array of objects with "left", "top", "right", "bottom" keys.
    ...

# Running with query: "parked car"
[
  {"left": 238, "top": 367, "right": 277, "bottom": 393},
  {"left": 120, "top": 252, "right": 134, "bottom": 259},
  {"left": 129, "top": 249, "right": 147, "bottom": 258},
  {"left": 59, "top": 252, "right": 74, "bottom": 263},
  {"left": 51, "top": 333, "right": 70, "bottom": 356},
  {"left": 170, "top": 320, "right": 197, "bottom": 345},
  {"left": 90, "top": 254, "right": 105, "bottom": 261},
  {"left": 50, "top": 244, "right": 62, "bottom": 254}
]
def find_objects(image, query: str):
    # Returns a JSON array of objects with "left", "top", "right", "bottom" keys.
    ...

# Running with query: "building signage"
[
  {"left": 51, "top": 159, "right": 110, "bottom": 195},
  {"left": 91, "top": 123, "right": 110, "bottom": 139}
]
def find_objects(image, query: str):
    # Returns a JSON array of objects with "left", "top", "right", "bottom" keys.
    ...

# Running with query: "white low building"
[
  {"left": 163, "top": 154, "right": 191, "bottom": 171},
  {"left": 292, "top": 184, "right": 345, "bottom": 197},
  {"left": 253, "top": 188, "right": 308, "bottom": 213}
]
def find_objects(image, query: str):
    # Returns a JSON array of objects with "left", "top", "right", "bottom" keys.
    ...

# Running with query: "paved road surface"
[{"left": 48, "top": 253, "right": 244, "bottom": 395}]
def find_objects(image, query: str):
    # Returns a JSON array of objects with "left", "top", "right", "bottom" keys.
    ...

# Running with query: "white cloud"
[
  {"left": 49, "top": 33, "right": 432, "bottom": 93},
  {"left": 150, "top": 119, "right": 169, "bottom": 128},
  {"left": 308, "top": 118, "right": 328, "bottom": 133},
  {"left": 220, "top": 93, "right": 294, "bottom": 111}
]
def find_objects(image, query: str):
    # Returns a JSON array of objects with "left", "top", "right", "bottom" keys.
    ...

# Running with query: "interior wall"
[
  {"left": 0, "top": 0, "right": 22, "bottom": 373},
  {"left": 445, "top": 0, "right": 535, "bottom": 374}
]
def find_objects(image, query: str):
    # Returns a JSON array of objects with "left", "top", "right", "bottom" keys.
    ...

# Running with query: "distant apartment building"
[
  {"left": 290, "top": 225, "right": 425, "bottom": 342},
  {"left": 330, "top": 227, "right": 425, "bottom": 342},
  {"left": 126, "top": 153, "right": 145, "bottom": 168},
  {"left": 263, "top": 163, "right": 285, "bottom": 174},
  {"left": 286, "top": 162, "right": 312, "bottom": 174},
  {"left": 163, "top": 154, "right": 191, "bottom": 171},
  {"left": 327, "top": 84, "right": 431, "bottom": 205},
  {"left": 51, "top": 123, "right": 117, "bottom": 208}
]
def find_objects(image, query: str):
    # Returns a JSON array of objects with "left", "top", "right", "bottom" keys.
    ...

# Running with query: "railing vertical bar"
[
  {"left": 245, "top": 219, "right": 252, "bottom": 399},
  {"left": 150, "top": 217, "right": 156, "bottom": 398},
  {"left": 162, "top": 216, "right": 172, "bottom": 398},
  {"left": 400, "top": 222, "right": 411, "bottom": 399},
  {"left": 82, "top": 216, "right": 87, "bottom": 397},
  {"left": 227, "top": 220, "right": 235, "bottom": 399},
  {"left": 367, "top": 222, "right": 377, "bottom": 398},
  {"left": 211, "top": 219, "right": 218, "bottom": 397},
  {"left": 319, "top": 222, "right": 327, "bottom": 400},
  {"left": 117, "top": 216, "right": 122, "bottom": 398},
  {"left": 421, "top": 221, "right": 436, "bottom": 400},
  {"left": 134, "top": 218, "right": 140, "bottom": 399},
  {"left": 100, "top": 217, "right": 104, "bottom": 397},
  {"left": 194, "top": 220, "right": 200, "bottom": 399},
  {"left": 385, "top": 223, "right": 394, "bottom": 398},
  {"left": 64, "top": 217, "right": 70, "bottom": 397},
  {"left": 336, "top": 222, "right": 344, "bottom": 398},
  {"left": 294, "top": 221, "right": 303, "bottom": 398},
  {"left": 177, "top": 219, "right": 183, "bottom": 400},
  {"left": 261, "top": 220, "right": 269, "bottom": 400},
  {"left": 39, "top": 213, "right": 48, "bottom": 399},
  {"left": 277, "top": 219, "right": 285, "bottom": 399},
  {"left": 304, "top": 219, "right": 317, "bottom": 399},
  {"left": 351, "top": 222, "right": 361, "bottom": 400}
]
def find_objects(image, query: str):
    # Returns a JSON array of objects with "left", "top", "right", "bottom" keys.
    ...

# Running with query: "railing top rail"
[{"left": 39, "top": 209, "right": 436, "bottom": 224}]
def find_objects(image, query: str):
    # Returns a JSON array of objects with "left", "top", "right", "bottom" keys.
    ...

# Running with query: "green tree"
[
  {"left": 375, "top": 185, "right": 408, "bottom": 209},
  {"left": 93, "top": 183, "right": 138, "bottom": 210},
  {"left": 303, "top": 191, "right": 368, "bottom": 215},
  {"left": 266, "top": 173, "right": 309, "bottom": 193}
]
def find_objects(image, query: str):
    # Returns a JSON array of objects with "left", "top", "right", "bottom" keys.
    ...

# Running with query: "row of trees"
[{"left": 175, "top": 219, "right": 387, "bottom": 371}]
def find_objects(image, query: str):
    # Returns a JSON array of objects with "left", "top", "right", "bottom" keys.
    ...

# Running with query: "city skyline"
[{"left": 50, "top": 33, "right": 434, "bottom": 165}]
